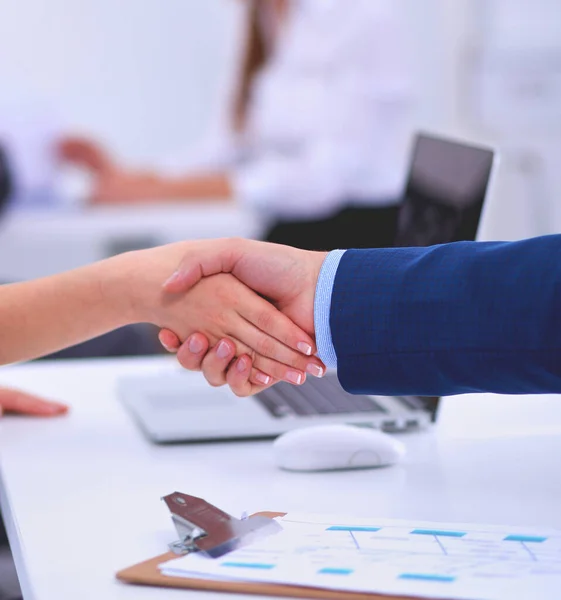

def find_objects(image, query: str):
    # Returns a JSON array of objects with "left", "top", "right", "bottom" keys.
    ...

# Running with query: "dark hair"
[
  {"left": 0, "top": 143, "right": 13, "bottom": 214},
  {"left": 230, "top": 1, "right": 272, "bottom": 133}
]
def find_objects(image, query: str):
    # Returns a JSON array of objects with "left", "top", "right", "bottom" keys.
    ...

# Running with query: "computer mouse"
[{"left": 272, "top": 424, "right": 406, "bottom": 472}]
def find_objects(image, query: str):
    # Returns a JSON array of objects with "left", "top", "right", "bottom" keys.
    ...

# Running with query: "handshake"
[
  {"left": 0, "top": 237, "right": 329, "bottom": 419},
  {"left": 152, "top": 238, "right": 329, "bottom": 397},
  {"left": 3, "top": 232, "right": 559, "bottom": 412}
]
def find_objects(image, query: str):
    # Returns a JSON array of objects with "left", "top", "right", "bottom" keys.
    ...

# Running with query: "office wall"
[
  {"left": 0, "top": 0, "right": 242, "bottom": 164},
  {"left": 426, "top": 0, "right": 561, "bottom": 240},
  {"left": 0, "top": 0, "right": 475, "bottom": 160},
  {"left": 0, "top": 0, "right": 559, "bottom": 237}
]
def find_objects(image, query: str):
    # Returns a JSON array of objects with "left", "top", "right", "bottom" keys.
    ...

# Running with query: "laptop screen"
[
  {"left": 393, "top": 133, "right": 495, "bottom": 420},
  {"left": 394, "top": 133, "right": 495, "bottom": 248}
]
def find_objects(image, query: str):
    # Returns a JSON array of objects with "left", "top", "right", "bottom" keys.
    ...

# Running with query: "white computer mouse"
[{"left": 272, "top": 424, "right": 406, "bottom": 472}]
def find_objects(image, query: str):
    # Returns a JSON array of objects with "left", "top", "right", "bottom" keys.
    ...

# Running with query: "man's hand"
[
  {"left": 0, "top": 387, "right": 68, "bottom": 418},
  {"left": 162, "top": 238, "right": 327, "bottom": 336}
]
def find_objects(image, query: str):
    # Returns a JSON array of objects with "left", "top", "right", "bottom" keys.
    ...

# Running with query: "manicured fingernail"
[
  {"left": 297, "top": 342, "right": 313, "bottom": 356},
  {"left": 286, "top": 371, "right": 303, "bottom": 385},
  {"left": 48, "top": 405, "right": 67, "bottom": 414},
  {"left": 255, "top": 372, "right": 271, "bottom": 385},
  {"left": 160, "top": 339, "right": 175, "bottom": 353},
  {"left": 236, "top": 357, "right": 249, "bottom": 373},
  {"left": 163, "top": 271, "right": 181, "bottom": 287},
  {"left": 306, "top": 364, "right": 324, "bottom": 378},
  {"left": 188, "top": 336, "right": 204, "bottom": 354},
  {"left": 216, "top": 340, "right": 232, "bottom": 359}
]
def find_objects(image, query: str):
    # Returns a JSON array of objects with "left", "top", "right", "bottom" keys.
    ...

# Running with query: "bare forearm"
[
  {"left": 0, "top": 257, "right": 134, "bottom": 365},
  {"left": 155, "top": 172, "right": 233, "bottom": 201}
]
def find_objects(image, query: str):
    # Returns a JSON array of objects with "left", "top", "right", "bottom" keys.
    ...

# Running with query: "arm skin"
[
  {"left": 58, "top": 136, "right": 233, "bottom": 204},
  {"left": 158, "top": 235, "right": 561, "bottom": 397},
  {"left": 0, "top": 241, "right": 324, "bottom": 388},
  {"left": 90, "top": 171, "right": 233, "bottom": 204}
]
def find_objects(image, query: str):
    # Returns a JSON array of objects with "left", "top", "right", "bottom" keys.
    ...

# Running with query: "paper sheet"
[{"left": 159, "top": 513, "right": 561, "bottom": 600}]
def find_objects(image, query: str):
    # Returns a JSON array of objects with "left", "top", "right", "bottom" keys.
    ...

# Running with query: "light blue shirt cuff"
[{"left": 314, "top": 250, "right": 346, "bottom": 368}]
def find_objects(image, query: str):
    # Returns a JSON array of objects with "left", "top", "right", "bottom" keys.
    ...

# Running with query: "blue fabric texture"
[
  {"left": 330, "top": 235, "right": 561, "bottom": 396},
  {"left": 314, "top": 249, "right": 346, "bottom": 367}
]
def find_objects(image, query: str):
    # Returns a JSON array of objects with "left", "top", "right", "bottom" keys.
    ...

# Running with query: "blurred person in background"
[
  {"left": 0, "top": 93, "right": 162, "bottom": 367},
  {"left": 63, "top": 0, "right": 416, "bottom": 251}
]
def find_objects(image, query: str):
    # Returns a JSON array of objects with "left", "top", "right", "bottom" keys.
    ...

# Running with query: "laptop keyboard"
[{"left": 256, "top": 373, "right": 387, "bottom": 418}]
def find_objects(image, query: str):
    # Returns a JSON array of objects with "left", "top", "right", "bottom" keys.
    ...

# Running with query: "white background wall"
[
  {"left": 0, "top": 0, "right": 242, "bottom": 164},
  {"left": 0, "top": 0, "right": 479, "bottom": 162},
  {"left": 0, "top": 0, "right": 560, "bottom": 235}
]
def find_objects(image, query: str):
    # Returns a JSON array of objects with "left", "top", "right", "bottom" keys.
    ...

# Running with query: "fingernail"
[
  {"left": 48, "top": 405, "right": 67, "bottom": 415},
  {"left": 286, "top": 371, "right": 303, "bottom": 385},
  {"left": 163, "top": 271, "right": 181, "bottom": 287},
  {"left": 188, "top": 336, "right": 204, "bottom": 354},
  {"left": 236, "top": 357, "right": 249, "bottom": 373},
  {"left": 216, "top": 340, "right": 232, "bottom": 359},
  {"left": 306, "top": 364, "right": 324, "bottom": 378},
  {"left": 160, "top": 340, "right": 175, "bottom": 353},
  {"left": 297, "top": 342, "right": 313, "bottom": 356},
  {"left": 255, "top": 372, "right": 271, "bottom": 385}
]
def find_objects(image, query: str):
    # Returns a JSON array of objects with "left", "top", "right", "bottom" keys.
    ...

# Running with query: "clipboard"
[{"left": 116, "top": 511, "right": 417, "bottom": 600}]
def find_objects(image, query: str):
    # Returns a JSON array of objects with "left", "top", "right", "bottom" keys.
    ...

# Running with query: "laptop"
[{"left": 118, "top": 132, "right": 496, "bottom": 443}]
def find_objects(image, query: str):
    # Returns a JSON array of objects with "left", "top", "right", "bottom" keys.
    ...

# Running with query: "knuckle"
[
  {"left": 287, "top": 353, "right": 307, "bottom": 370},
  {"left": 177, "top": 349, "right": 201, "bottom": 372},
  {"left": 201, "top": 360, "right": 228, "bottom": 387},
  {"left": 256, "top": 336, "right": 275, "bottom": 358},
  {"left": 253, "top": 357, "right": 282, "bottom": 380},
  {"left": 231, "top": 386, "right": 250, "bottom": 398},
  {"left": 256, "top": 310, "right": 273, "bottom": 332},
  {"left": 205, "top": 373, "right": 226, "bottom": 387}
]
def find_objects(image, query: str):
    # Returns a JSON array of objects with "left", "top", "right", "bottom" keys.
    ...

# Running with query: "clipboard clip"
[{"left": 162, "top": 492, "right": 282, "bottom": 558}]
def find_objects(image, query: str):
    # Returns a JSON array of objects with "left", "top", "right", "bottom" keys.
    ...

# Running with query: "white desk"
[
  {"left": 0, "top": 357, "right": 560, "bottom": 600},
  {"left": 0, "top": 204, "right": 262, "bottom": 281}
]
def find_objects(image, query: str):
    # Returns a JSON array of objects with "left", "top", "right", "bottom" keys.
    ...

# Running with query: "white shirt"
[
  {"left": 0, "top": 89, "right": 62, "bottom": 209},
  {"left": 178, "top": 0, "right": 416, "bottom": 220}
]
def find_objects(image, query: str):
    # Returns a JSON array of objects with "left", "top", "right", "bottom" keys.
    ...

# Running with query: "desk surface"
[
  {"left": 0, "top": 357, "right": 560, "bottom": 600},
  {"left": 0, "top": 204, "right": 261, "bottom": 281}
]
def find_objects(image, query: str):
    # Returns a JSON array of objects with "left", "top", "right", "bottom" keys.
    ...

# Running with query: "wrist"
[
  {"left": 104, "top": 242, "right": 193, "bottom": 326},
  {"left": 97, "top": 250, "right": 151, "bottom": 326}
]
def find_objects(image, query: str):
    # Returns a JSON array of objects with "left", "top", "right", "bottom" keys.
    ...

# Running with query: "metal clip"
[{"left": 162, "top": 492, "right": 281, "bottom": 558}]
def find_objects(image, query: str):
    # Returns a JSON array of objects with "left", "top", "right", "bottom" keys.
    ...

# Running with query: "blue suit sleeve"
[{"left": 330, "top": 235, "right": 561, "bottom": 396}]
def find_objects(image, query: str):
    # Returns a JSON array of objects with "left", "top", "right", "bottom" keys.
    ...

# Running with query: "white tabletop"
[
  {"left": 0, "top": 357, "right": 560, "bottom": 600},
  {"left": 0, "top": 203, "right": 262, "bottom": 281}
]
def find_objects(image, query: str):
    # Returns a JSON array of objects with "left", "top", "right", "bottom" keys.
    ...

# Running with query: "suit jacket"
[{"left": 331, "top": 236, "right": 561, "bottom": 396}]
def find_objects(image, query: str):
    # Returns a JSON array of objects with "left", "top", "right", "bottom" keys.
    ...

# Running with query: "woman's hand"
[
  {"left": 0, "top": 387, "right": 68, "bottom": 418},
  {"left": 160, "top": 332, "right": 276, "bottom": 396},
  {"left": 152, "top": 273, "right": 324, "bottom": 386}
]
